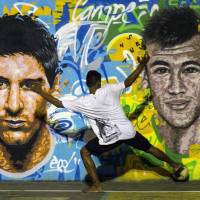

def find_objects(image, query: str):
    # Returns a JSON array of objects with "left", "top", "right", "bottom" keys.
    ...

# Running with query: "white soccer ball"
[
  {"left": 172, "top": 166, "right": 189, "bottom": 182},
  {"left": 47, "top": 95, "right": 89, "bottom": 136}
]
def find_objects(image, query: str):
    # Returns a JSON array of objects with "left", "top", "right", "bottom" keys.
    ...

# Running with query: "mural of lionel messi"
[{"left": 0, "top": 14, "right": 87, "bottom": 179}]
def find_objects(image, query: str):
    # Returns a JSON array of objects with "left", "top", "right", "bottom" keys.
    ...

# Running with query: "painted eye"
[
  {"left": 153, "top": 67, "right": 170, "bottom": 74},
  {"left": 183, "top": 67, "right": 199, "bottom": 74},
  {"left": 0, "top": 80, "right": 8, "bottom": 89},
  {"left": 20, "top": 81, "right": 33, "bottom": 89}
]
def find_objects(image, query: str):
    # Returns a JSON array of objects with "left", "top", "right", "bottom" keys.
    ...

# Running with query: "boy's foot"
[{"left": 82, "top": 185, "right": 103, "bottom": 193}]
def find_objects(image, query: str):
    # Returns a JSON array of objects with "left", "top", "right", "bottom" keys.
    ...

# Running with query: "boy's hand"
[{"left": 137, "top": 52, "right": 150, "bottom": 66}]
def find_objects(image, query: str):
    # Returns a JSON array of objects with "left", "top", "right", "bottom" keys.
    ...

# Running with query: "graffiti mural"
[{"left": 0, "top": 0, "right": 199, "bottom": 181}]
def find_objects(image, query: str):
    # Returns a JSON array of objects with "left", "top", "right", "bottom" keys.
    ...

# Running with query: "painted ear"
[
  {"left": 51, "top": 74, "right": 61, "bottom": 98},
  {"left": 141, "top": 71, "right": 149, "bottom": 89}
]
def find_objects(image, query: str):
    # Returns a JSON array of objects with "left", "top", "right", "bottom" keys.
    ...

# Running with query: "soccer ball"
[
  {"left": 47, "top": 95, "right": 89, "bottom": 136},
  {"left": 172, "top": 166, "right": 189, "bottom": 182}
]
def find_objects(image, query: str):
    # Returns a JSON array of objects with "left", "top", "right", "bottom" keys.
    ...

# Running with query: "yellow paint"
[
  {"left": 54, "top": 0, "right": 69, "bottom": 24},
  {"left": 2, "top": 5, "right": 19, "bottom": 15},
  {"left": 189, "top": 144, "right": 200, "bottom": 158},
  {"left": 107, "top": 33, "right": 146, "bottom": 63},
  {"left": 2, "top": 6, "right": 10, "bottom": 14},
  {"left": 101, "top": 77, "right": 118, "bottom": 86},
  {"left": 34, "top": 6, "right": 52, "bottom": 16},
  {"left": 117, "top": 169, "right": 168, "bottom": 181},
  {"left": 54, "top": 0, "right": 80, "bottom": 24},
  {"left": 2, "top": 4, "right": 52, "bottom": 16}
]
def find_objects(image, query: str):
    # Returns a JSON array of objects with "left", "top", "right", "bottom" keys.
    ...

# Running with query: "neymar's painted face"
[{"left": 146, "top": 35, "right": 200, "bottom": 128}]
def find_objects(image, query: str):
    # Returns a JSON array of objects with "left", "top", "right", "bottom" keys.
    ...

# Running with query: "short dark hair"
[
  {"left": 86, "top": 70, "right": 101, "bottom": 87},
  {"left": 143, "top": 7, "right": 200, "bottom": 48},
  {"left": 0, "top": 14, "right": 58, "bottom": 87}
]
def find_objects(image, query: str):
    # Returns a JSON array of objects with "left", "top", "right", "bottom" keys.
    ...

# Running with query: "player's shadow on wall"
[
  {"left": 77, "top": 129, "right": 170, "bottom": 184},
  {"left": 84, "top": 144, "right": 171, "bottom": 184}
]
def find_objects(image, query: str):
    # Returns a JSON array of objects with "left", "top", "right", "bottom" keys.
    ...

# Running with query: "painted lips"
[
  {"left": 165, "top": 99, "right": 190, "bottom": 111},
  {"left": 4, "top": 120, "right": 25, "bottom": 129}
]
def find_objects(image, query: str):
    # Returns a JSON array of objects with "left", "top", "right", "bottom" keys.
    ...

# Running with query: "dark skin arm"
[
  {"left": 28, "top": 82, "right": 64, "bottom": 108},
  {"left": 124, "top": 52, "right": 149, "bottom": 88},
  {"left": 128, "top": 95, "right": 150, "bottom": 120},
  {"left": 29, "top": 51, "right": 149, "bottom": 107}
]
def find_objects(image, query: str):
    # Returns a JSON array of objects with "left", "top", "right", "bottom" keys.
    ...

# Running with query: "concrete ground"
[{"left": 0, "top": 180, "right": 200, "bottom": 200}]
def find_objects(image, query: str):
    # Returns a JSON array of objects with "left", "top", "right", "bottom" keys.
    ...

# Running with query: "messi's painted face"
[
  {"left": 146, "top": 35, "right": 200, "bottom": 128},
  {"left": 0, "top": 54, "right": 50, "bottom": 145}
]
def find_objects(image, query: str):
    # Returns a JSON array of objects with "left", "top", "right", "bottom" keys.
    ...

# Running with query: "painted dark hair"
[
  {"left": 0, "top": 14, "right": 58, "bottom": 87},
  {"left": 143, "top": 7, "right": 200, "bottom": 47},
  {"left": 86, "top": 70, "right": 101, "bottom": 87}
]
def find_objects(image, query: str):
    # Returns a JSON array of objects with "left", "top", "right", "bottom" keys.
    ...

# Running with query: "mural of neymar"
[{"left": 106, "top": 32, "right": 200, "bottom": 181}]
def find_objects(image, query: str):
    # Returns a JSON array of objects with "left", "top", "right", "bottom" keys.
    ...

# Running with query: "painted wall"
[{"left": 0, "top": 0, "right": 199, "bottom": 181}]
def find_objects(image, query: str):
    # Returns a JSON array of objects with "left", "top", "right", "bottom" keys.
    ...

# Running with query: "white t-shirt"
[{"left": 62, "top": 82, "right": 136, "bottom": 145}]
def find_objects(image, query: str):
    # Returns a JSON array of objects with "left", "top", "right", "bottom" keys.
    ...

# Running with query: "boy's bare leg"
[
  {"left": 80, "top": 147, "right": 103, "bottom": 192},
  {"left": 147, "top": 146, "right": 187, "bottom": 175}
]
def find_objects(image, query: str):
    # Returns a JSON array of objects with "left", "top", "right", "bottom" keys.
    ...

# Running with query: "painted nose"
[
  {"left": 5, "top": 84, "right": 23, "bottom": 115},
  {"left": 167, "top": 73, "right": 186, "bottom": 95}
]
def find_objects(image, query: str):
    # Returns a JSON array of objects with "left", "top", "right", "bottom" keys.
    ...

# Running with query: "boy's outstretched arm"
[
  {"left": 29, "top": 83, "right": 64, "bottom": 108},
  {"left": 124, "top": 53, "right": 149, "bottom": 88}
]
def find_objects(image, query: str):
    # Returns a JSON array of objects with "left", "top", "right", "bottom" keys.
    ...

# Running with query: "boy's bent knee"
[{"left": 145, "top": 145, "right": 154, "bottom": 153}]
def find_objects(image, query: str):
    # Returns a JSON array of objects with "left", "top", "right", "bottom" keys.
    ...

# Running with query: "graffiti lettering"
[
  {"left": 56, "top": 22, "right": 108, "bottom": 77},
  {"left": 13, "top": 2, "right": 49, "bottom": 28},
  {"left": 14, "top": 2, "right": 38, "bottom": 15},
  {"left": 48, "top": 153, "right": 81, "bottom": 173},
  {"left": 72, "top": 0, "right": 136, "bottom": 25}
]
